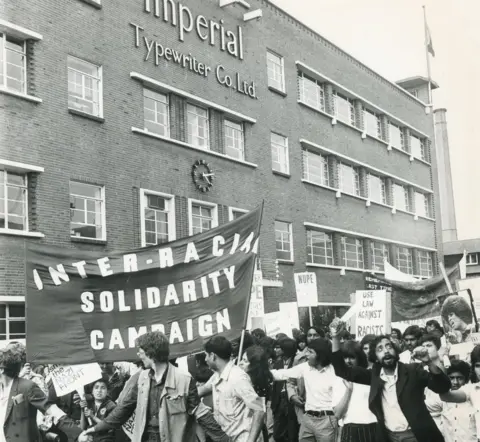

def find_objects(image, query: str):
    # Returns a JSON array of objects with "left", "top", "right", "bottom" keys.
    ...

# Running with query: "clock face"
[{"left": 192, "top": 160, "right": 214, "bottom": 192}]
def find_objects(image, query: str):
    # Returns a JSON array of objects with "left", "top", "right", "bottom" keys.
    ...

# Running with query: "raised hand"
[
  {"left": 329, "top": 318, "right": 346, "bottom": 338},
  {"left": 412, "top": 346, "right": 430, "bottom": 363},
  {"left": 83, "top": 408, "right": 93, "bottom": 418}
]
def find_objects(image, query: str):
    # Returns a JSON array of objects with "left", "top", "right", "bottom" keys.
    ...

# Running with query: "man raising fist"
[{"left": 329, "top": 318, "right": 451, "bottom": 442}]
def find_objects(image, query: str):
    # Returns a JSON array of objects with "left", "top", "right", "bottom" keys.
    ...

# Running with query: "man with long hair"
[
  {"left": 329, "top": 320, "right": 451, "bottom": 442},
  {"left": 270, "top": 338, "right": 339, "bottom": 442},
  {"left": 82, "top": 331, "right": 230, "bottom": 442}
]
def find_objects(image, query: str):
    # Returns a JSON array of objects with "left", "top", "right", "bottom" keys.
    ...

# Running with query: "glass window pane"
[{"left": 8, "top": 304, "right": 25, "bottom": 318}]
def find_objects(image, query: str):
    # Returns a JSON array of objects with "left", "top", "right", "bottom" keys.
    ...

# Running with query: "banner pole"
[
  {"left": 439, "top": 262, "right": 454, "bottom": 293},
  {"left": 308, "top": 307, "right": 313, "bottom": 327},
  {"left": 236, "top": 329, "right": 246, "bottom": 365}
]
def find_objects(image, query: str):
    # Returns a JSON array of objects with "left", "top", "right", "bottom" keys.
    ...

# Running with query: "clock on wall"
[{"left": 192, "top": 160, "right": 215, "bottom": 192}]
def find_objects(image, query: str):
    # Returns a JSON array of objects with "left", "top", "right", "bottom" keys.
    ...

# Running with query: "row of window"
[
  {"left": 467, "top": 253, "right": 480, "bottom": 266},
  {"left": 275, "top": 220, "right": 435, "bottom": 277}
]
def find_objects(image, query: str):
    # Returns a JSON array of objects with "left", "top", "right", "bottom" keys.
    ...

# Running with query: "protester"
[
  {"left": 399, "top": 325, "right": 423, "bottom": 363},
  {"left": 442, "top": 296, "right": 474, "bottom": 344},
  {"left": 231, "top": 332, "right": 255, "bottom": 363},
  {"left": 252, "top": 329, "right": 267, "bottom": 343},
  {"left": 82, "top": 331, "right": 231, "bottom": 442},
  {"left": 270, "top": 337, "right": 340, "bottom": 442},
  {"left": 360, "top": 334, "right": 376, "bottom": 369},
  {"left": 198, "top": 336, "right": 266, "bottom": 442},
  {"left": 332, "top": 340, "right": 377, "bottom": 442},
  {"left": 330, "top": 319, "right": 451, "bottom": 442},
  {"left": 426, "top": 320, "right": 444, "bottom": 336},
  {"left": 196, "top": 365, "right": 215, "bottom": 410},
  {"left": 296, "top": 334, "right": 307, "bottom": 353}
]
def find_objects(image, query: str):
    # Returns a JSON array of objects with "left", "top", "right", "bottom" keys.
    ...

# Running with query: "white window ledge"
[
  {"left": 0, "top": 159, "right": 44, "bottom": 173},
  {"left": 389, "top": 144, "right": 431, "bottom": 167},
  {"left": 0, "top": 87, "right": 42, "bottom": 104},
  {"left": 277, "top": 258, "right": 294, "bottom": 264},
  {"left": 302, "top": 179, "right": 336, "bottom": 193},
  {"left": 0, "top": 229, "right": 44, "bottom": 239},
  {"left": 132, "top": 127, "right": 258, "bottom": 168},
  {"left": 0, "top": 19, "right": 43, "bottom": 41},
  {"left": 364, "top": 131, "right": 388, "bottom": 147},
  {"left": 333, "top": 115, "right": 364, "bottom": 135},
  {"left": 0, "top": 296, "right": 25, "bottom": 303},
  {"left": 298, "top": 99, "right": 333, "bottom": 121},
  {"left": 131, "top": 72, "right": 256, "bottom": 124}
]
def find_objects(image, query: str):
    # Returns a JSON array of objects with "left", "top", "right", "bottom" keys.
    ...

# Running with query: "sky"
[{"left": 271, "top": 0, "right": 479, "bottom": 241}]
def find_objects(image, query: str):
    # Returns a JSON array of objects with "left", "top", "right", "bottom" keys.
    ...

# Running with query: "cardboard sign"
[
  {"left": 122, "top": 411, "right": 135, "bottom": 439},
  {"left": 355, "top": 290, "right": 387, "bottom": 339},
  {"left": 50, "top": 363, "right": 102, "bottom": 397},
  {"left": 279, "top": 302, "right": 300, "bottom": 334},
  {"left": 264, "top": 312, "right": 283, "bottom": 338},
  {"left": 294, "top": 272, "right": 318, "bottom": 307},
  {"left": 247, "top": 270, "right": 264, "bottom": 330}
]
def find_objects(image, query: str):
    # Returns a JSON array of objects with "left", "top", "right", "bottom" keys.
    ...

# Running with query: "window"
[
  {"left": 229, "top": 207, "right": 248, "bottom": 221},
  {"left": 371, "top": 242, "right": 389, "bottom": 271},
  {"left": 389, "top": 123, "right": 405, "bottom": 150},
  {"left": 189, "top": 201, "right": 218, "bottom": 236},
  {"left": 0, "top": 170, "right": 27, "bottom": 231},
  {"left": 275, "top": 221, "right": 293, "bottom": 261},
  {"left": 418, "top": 251, "right": 434, "bottom": 277},
  {"left": 69, "top": 181, "right": 105, "bottom": 240},
  {"left": 0, "top": 304, "right": 25, "bottom": 340},
  {"left": 307, "top": 230, "right": 333, "bottom": 265},
  {"left": 341, "top": 236, "right": 364, "bottom": 269},
  {"left": 224, "top": 120, "right": 244, "bottom": 160},
  {"left": 396, "top": 247, "right": 413, "bottom": 275},
  {"left": 267, "top": 51, "right": 285, "bottom": 92},
  {"left": 410, "top": 135, "right": 426, "bottom": 161},
  {"left": 302, "top": 150, "right": 329, "bottom": 186},
  {"left": 339, "top": 163, "right": 360, "bottom": 196},
  {"left": 187, "top": 104, "right": 209, "bottom": 149},
  {"left": 393, "top": 184, "right": 410, "bottom": 212},
  {"left": 67, "top": 56, "right": 102, "bottom": 117},
  {"left": 0, "top": 34, "right": 26, "bottom": 93},
  {"left": 363, "top": 108, "right": 381, "bottom": 138},
  {"left": 298, "top": 73, "right": 325, "bottom": 111},
  {"left": 466, "top": 253, "right": 478, "bottom": 266},
  {"left": 143, "top": 89, "right": 169, "bottom": 136},
  {"left": 415, "top": 192, "right": 430, "bottom": 218},
  {"left": 334, "top": 92, "right": 355, "bottom": 126},
  {"left": 271, "top": 133, "right": 289, "bottom": 174},
  {"left": 367, "top": 173, "right": 386, "bottom": 204},
  {"left": 140, "top": 191, "right": 175, "bottom": 246}
]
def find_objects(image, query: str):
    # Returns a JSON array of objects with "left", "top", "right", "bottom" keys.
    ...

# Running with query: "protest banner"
[
  {"left": 355, "top": 290, "right": 388, "bottom": 339},
  {"left": 49, "top": 363, "right": 102, "bottom": 397},
  {"left": 26, "top": 204, "right": 263, "bottom": 364},
  {"left": 246, "top": 269, "right": 264, "bottom": 330},
  {"left": 294, "top": 272, "right": 318, "bottom": 307}
]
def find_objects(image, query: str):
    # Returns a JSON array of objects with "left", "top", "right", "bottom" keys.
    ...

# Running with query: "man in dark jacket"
[{"left": 329, "top": 320, "right": 451, "bottom": 442}]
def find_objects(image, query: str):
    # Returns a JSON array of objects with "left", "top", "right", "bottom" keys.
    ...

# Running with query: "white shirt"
[
  {"left": 379, "top": 366, "right": 409, "bottom": 432},
  {"left": 271, "top": 363, "right": 339, "bottom": 412},
  {"left": 424, "top": 388, "right": 443, "bottom": 433},
  {"left": 462, "top": 382, "right": 480, "bottom": 438},
  {"left": 441, "top": 387, "right": 476, "bottom": 442},
  {"left": 332, "top": 377, "right": 377, "bottom": 426},
  {"left": 0, "top": 381, "right": 13, "bottom": 442}
]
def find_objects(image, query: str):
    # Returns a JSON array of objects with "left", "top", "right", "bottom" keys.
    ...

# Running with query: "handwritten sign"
[
  {"left": 50, "top": 363, "right": 102, "bottom": 397},
  {"left": 264, "top": 312, "right": 283, "bottom": 338},
  {"left": 247, "top": 270, "right": 264, "bottom": 330},
  {"left": 279, "top": 302, "right": 300, "bottom": 334},
  {"left": 355, "top": 290, "right": 387, "bottom": 339},
  {"left": 294, "top": 272, "right": 318, "bottom": 307},
  {"left": 122, "top": 411, "right": 135, "bottom": 439}
]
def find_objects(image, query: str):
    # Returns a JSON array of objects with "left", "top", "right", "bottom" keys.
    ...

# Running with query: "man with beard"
[{"left": 329, "top": 319, "right": 451, "bottom": 442}]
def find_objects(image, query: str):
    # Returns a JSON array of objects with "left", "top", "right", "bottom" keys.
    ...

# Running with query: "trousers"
[
  {"left": 299, "top": 413, "right": 337, "bottom": 442},
  {"left": 387, "top": 429, "right": 418, "bottom": 442}
]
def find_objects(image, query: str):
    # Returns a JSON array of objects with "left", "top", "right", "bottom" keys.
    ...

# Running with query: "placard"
[
  {"left": 122, "top": 411, "right": 135, "bottom": 439},
  {"left": 264, "top": 312, "right": 283, "bottom": 338},
  {"left": 355, "top": 290, "right": 387, "bottom": 339},
  {"left": 50, "top": 363, "right": 102, "bottom": 397},
  {"left": 247, "top": 269, "right": 264, "bottom": 330},
  {"left": 294, "top": 272, "right": 318, "bottom": 307},
  {"left": 279, "top": 302, "right": 300, "bottom": 335}
]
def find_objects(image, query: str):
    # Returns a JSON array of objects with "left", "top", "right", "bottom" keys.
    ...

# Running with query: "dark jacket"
[
  {"left": 270, "top": 358, "right": 293, "bottom": 414},
  {"left": 4, "top": 377, "right": 83, "bottom": 442},
  {"left": 331, "top": 351, "right": 451, "bottom": 442}
]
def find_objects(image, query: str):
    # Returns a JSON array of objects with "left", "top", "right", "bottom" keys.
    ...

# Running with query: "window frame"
[
  {"left": 228, "top": 206, "right": 248, "bottom": 222},
  {"left": 224, "top": 119, "right": 245, "bottom": 160},
  {"left": 466, "top": 253, "right": 478, "bottom": 266},
  {"left": 396, "top": 247, "right": 413, "bottom": 275},
  {"left": 367, "top": 173, "right": 386, "bottom": 205},
  {"left": 334, "top": 92, "right": 356, "bottom": 126},
  {"left": 187, "top": 103, "right": 210, "bottom": 149},
  {"left": 371, "top": 241, "right": 390, "bottom": 272},
  {"left": 302, "top": 150, "right": 329, "bottom": 187},
  {"left": 298, "top": 72, "right": 325, "bottom": 112},
  {"left": 339, "top": 162, "right": 361, "bottom": 196},
  {"left": 0, "top": 34, "right": 27, "bottom": 94},
  {"left": 393, "top": 183, "right": 410, "bottom": 212},
  {"left": 143, "top": 88, "right": 170, "bottom": 137},
  {"left": 410, "top": 134, "right": 426, "bottom": 161},
  {"left": 0, "top": 169, "right": 28, "bottom": 232},
  {"left": 67, "top": 55, "right": 103, "bottom": 118},
  {"left": 417, "top": 250, "right": 434, "bottom": 277},
  {"left": 266, "top": 50, "right": 285, "bottom": 93},
  {"left": 139, "top": 189, "right": 176, "bottom": 247},
  {"left": 306, "top": 229, "right": 334, "bottom": 266},
  {"left": 414, "top": 191, "right": 430, "bottom": 218},
  {"left": 340, "top": 235, "right": 364, "bottom": 269},
  {"left": 275, "top": 220, "right": 293, "bottom": 262},
  {"left": 388, "top": 122, "right": 405, "bottom": 151},
  {"left": 187, "top": 198, "right": 218, "bottom": 236},
  {"left": 69, "top": 181, "right": 106, "bottom": 241},
  {"left": 271, "top": 132, "right": 289, "bottom": 175},
  {"left": 363, "top": 107, "right": 381, "bottom": 139},
  {"left": 0, "top": 302, "right": 26, "bottom": 341}
]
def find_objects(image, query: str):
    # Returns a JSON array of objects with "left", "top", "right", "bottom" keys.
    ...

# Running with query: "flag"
[{"left": 426, "top": 23, "right": 435, "bottom": 57}]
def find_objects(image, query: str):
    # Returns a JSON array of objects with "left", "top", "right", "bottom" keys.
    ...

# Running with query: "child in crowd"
[{"left": 80, "top": 378, "right": 116, "bottom": 442}]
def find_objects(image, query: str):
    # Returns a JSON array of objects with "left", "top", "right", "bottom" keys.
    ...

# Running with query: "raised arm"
[
  {"left": 270, "top": 362, "right": 305, "bottom": 381},
  {"left": 411, "top": 347, "right": 451, "bottom": 395}
]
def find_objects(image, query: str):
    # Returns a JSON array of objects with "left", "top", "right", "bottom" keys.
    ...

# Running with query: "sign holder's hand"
[{"left": 412, "top": 346, "right": 430, "bottom": 364}]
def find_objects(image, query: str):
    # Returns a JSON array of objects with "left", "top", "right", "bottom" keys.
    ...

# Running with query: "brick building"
[{"left": 0, "top": 0, "right": 442, "bottom": 340}]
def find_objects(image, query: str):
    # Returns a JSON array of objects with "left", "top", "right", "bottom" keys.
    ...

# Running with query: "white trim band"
[
  {"left": 296, "top": 61, "right": 429, "bottom": 138},
  {"left": 131, "top": 72, "right": 257, "bottom": 124},
  {"left": 0, "top": 296, "right": 25, "bottom": 303},
  {"left": 300, "top": 138, "right": 432, "bottom": 194},
  {"left": 0, "top": 159, "right": 44, "bottom": 173},
  {"left": 0, "top": 19, "right": 43, "bottom": 41},
  {"left": 303, "top": 221, "right": 437, "bottom": 252}
]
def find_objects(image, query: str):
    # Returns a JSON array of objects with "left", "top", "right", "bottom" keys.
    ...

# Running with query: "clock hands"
[{"left": 202, "top": 172, "right": 215, "bottom": 185}]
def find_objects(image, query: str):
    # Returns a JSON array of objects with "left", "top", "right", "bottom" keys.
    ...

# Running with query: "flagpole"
[{"left": 423, "top": 5, "right": 433, "bottom": 106}]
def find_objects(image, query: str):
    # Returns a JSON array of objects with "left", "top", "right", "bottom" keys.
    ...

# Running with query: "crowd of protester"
[{"left": 1, "top": 317, "right": 480, "bottom": 441}]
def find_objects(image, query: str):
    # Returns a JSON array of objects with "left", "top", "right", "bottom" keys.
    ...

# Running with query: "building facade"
[{"left": 1, "top": 0, "right": 442, "bottom": 340}]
